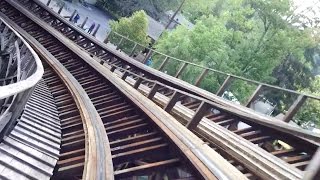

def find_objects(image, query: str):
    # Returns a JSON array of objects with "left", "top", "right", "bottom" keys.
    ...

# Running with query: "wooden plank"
[
  {"left": 114, "top": 158, "right": 180, "bottom": 178},
  {"left": 303, "top": 147, "right": 320, "bottom": 179},
  {"left": 194, "top": 69, "right": 208, "bottom": 87},
  {"left": 186, "top": 102, "right": 210, "bottom": 130},
  {"left": 175, "top": 62, "right": 187, "bottom": 78},
  {"left": 283, "top": 95, "right": 307, "bottom": 122},
  {"left": 158, "top": 56, "right": 169, "bottom": 71},
  {"left": 164, "top": 91, "right": 181, "bottom": 112},
  {"left": 216, "top": 75, "right": 233, "bottom": 96}
]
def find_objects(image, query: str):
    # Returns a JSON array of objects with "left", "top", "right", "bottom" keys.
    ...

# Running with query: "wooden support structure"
[
  {"left": 304, "top": 147, "right": 320, "bottom": 179},
  {"left": 164, "top": 91, "right": 181, "bottom": 112},
  {"left": 216, "top": 75, "right": 233, "bottom": 96},
  {"left": 58, "top": 4, "right": 64, "bottom": 14},
  {"left": 174, "top": 62, "right": 187, "bottom": 78},
  {"left": 194, "top": 69, "right": 208, "bottom": 86},
  {"left": 80, "top": 17, "right": 88, "bottom": 28},
  {"left": 186, "top": 102, "right": 210, "bottom": 130},
  {"left": 46, "top": 0, "right": 51, "bottom": 6},
  {"left": 147, "top": 83, "right": 160, "bottom": 99},
  {"left": 129, "top": 43, "right": 138, "bottom": 57},
  {"left": 92, "top": 24, "right": 100, "bottom": 37},
  {"left": 69, "top": 10, "right": 77, "bottom": 21},
  {"left": 158, "top": 56, "right": 169, "bottom": 71},
  {"left": 116, "top": 37, "right": 124, "bottom": 50},
  {"left": 133, "top": 78, "right": 143, "bottom": 89},
  {"left": 283, "top": 95, "right": 307, "bottom": 122},
  {"left": 246, "top": 84, "right": 263, "bottom": 107},
  {"left": 143, "top": 49, "right": 153, "bottom": 64}
]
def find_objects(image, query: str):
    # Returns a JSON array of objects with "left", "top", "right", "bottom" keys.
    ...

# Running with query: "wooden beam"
[
  {"left": 164, "top": 91, "right": 182, "bottom": 112},
  {"left": 158, "top": 56, "right": 169, "bottom": 71},
  {"left": 304, "top": 148, "right": 320, "bottom": 180},
  {"left": 246, "top": 84, "right": 263, "bottom": 107},
  {"left": 216, "top": 75, "right": 233, "bottom": 96},
  {"left": 175, "top": 62, "right": 187, "bottom": 78},
  {"left": 186, "top": 102, "right": 210, "bottom": 130},
  {"left": 283, "top": 95, "right": 307, "bottom": 123},
  {"left": 147, "top": 83, "right": 160, "bottom": 99},
  {"left": 194, "top": 69, "right": 208, "bottom": 86}
]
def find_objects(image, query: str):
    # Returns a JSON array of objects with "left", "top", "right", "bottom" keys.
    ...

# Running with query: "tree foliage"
[
  {"left": 154, "top": 0, "right": 318, "bottom": 105},
  {"left": 107, "top": 10, "right": 150, "bottom": 53}
]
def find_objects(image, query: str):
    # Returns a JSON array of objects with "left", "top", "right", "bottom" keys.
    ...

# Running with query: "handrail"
[
  {"left": 109, "top": 30, "right": 320, "bottom": 101},
  {"left": 0, "top": 17, "right": 43, "bottom": 99}
]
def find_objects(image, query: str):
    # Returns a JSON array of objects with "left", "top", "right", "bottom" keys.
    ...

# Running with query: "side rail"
[
  {"left": 0, "top": 17, "right": 43, "bottom": 140},
  {"left": 107, "top": 31, "right": 320, "bottom": 124},
  {"left": 24, "top": 0, "right": 320, "bottom": 126}
]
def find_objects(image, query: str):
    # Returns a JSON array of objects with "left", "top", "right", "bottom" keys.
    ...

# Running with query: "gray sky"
[{"left": 293, "top": 0, "right": 320, "bottom": 18}]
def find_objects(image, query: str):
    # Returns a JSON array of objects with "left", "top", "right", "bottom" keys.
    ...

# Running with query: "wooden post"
[
  {"left": 129, "top": 43, "right": 138, "bottom": 57},
  {"left": 69, "top": 10, "right": 77, "bottom": 21},
  {"left": 143, "top": 49, "right": 153, "bottom": 64},
  {"left": 175, "top": 62, "right": 187, "bottom": 78},
  {"left": 15, "top": 41, "right": 21, "bottom": 81},
  {"left": 246, "top": 84, "right": 263, "bottom": 107},
  {"left": 216, "top": 75, "right": 233, "bottom": 96},
  {"left": 58, "top": 4, "right": 64, "bottom": 14},
  {"left": 46, "top": 0, "right": 51, "bottom": 6},
  {"left": 164, "top": 91, "right": 182, "bottom": 112},
  {"left": 110, "top": 66, "right": 116, "bottom": 72},
  {"left": 304, "top": 147, "right": 320, "bottom": 179},
  {"left": 158, "top": 56, "right": 169, "bottom": 71},
  {"left": 186, "top": 101, "right": 210, "bottom": 130},
  {"left": 92, "top": 24, "right": 100, "bottom": 37},
  {"left": 116, "top": 37, "right": 124, "bottom": 50},
  {"left": 194, "top": 69, "right": 208, "bottom": 86},
  {"left": 80, "top": 17, "right": 88, "bottom": 28},
  {"left": 133, "top": 78, "right": 143, "bottom": 89},
  {"left": 283, "top": 95, "right": 307, "bottom": 122},
  {"left": 147, "top": 83, "right": 160, "bottom": 99},
  {"left": 121, "top": 71, "right": 129, "bottom": 80}
]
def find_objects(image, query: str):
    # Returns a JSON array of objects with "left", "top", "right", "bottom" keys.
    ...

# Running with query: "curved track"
[
  {"left": 0, "top": 0, "right": 319, "bottom": 179},
  {"left": 0, "top": 1, "right": 233, "bottom": 180}
]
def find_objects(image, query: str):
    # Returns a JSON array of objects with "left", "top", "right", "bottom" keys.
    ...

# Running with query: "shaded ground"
[{"left": 39, "top": 0, "right": 113, "bottom": 41}]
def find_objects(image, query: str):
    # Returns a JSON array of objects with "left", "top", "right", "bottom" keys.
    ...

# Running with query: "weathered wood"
[
  {"left": 69, "top": 10, "right": 77, "bottom": 21},
  {"left": 133, "top": 77, "right": 143, "bottom": 89},
  {"left": 143, "top": 49, "right": 153, "bottom": 64},
  {"left": 186, "top": 101, "right": 210, "bottom": 130},
  {"left": 92, "top": 24, "right": 100, "bottom": 37},
  {"left": 46, "top": 0, "right": 51, "bottom": 6},
  {"left": 80, "top": 17, "right": 88, "bottom": 28},
  {"left": 283, "top": 95, "right": 307, "bottom": 123},
  {"left": 147, "top": 83, "right": 160, "bottom": 99},
  {"left": 129, "top": 43, "right": 138, "bottom": 57},
  {"left": 216, "top": 75, "right": 233, "bottom": 96},
  {"left": 304, "top": 147, "right": 320, "bottom": 179},
  {"left": 246, "top": 84, "right": 263, "bottom": 107},
  {"left": 56, "top": 4, "right": 64, "bottom": 14},
  {"left": 158, "top": 56, "right": 169, "bottom": 71},
  {"left": 194, "top": 69, "right": 208, "bottom": 86},
  {"left": 164, "top": 91, "right": 182, "bottom": 112},
  {"left": 175, "top": 62, "right": 187, "bottom": 78}
]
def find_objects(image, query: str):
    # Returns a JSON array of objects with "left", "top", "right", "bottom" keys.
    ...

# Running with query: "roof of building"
[{"left": 146, "top": 15, "right": 165, "bottom": 40}]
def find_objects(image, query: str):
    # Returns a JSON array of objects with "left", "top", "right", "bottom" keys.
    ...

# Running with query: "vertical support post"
[
  {"left": 46, "top": 0, "right": 51, "bottom": 6},
  {"left": 92, "top": 24, "right": 100, "bottom": 37},
  {"left": 133, "top": 78, "right": 143, "bottom": 89},
  {"left": 164, "top": 91, "right": 182, "bottom": 112},
  {"left": 304, "top": 147, "right": 320, "bottom": 179},
  {"left": 283, "top": 95, "right": 307, "bottom": 122},
  {"left": 194, "top": 69, "right": 208, "bottom": 86},
  {"left": 143, "top": 49, "right": 153, "bottom": 64},
  {"left": 69, "top": 10, "right": 77, "bottom": 21},
  {"left": 58, "top": 4, "right": 64, "bottom": 14},
  {"left": 175, "top": 62, "right": 187, "bottom": 78},
  {"left": 216, "top": 75, "right": 233, "bottom": 96},
  {"left": 246, "top": 84, "right": 263, "bottom": 107},
  {"left": 104, "top": 31, "right": 111, "bottom": 43},
  {"left": 80, "top": 17, "right": 88, "bottom": 28},
  {"left": 121, "top": 71, "right": 129, "bottom": 80},
  {"left": 129, "top": 43, "right": 138, "bottom": 57},
  {"left": 186, "top": 101, "right": 210, "bottom": 130},
  {"left": 116, "top": 37, "right": 124, "bottom": 50},
  {"left": 147, "top": 83, "right": 161, "bottom": 99},
  {"left": 158, "top": 56, "right": 169, "bottom": 71},
  {"left": 110, "top": 66, "right": 116, "bottom": 72}
]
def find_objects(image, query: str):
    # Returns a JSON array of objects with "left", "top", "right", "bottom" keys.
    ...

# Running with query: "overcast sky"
[{"left": 293, "top": 0, "right": 320, "bottom": 18}]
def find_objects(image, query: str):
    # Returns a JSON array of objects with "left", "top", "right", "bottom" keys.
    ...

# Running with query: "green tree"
[
  {"left": 295, "top": 77, "right": 320, "bottom": 128},
  {"left": 106, "top": 10, "right": 150, "bottom": 53},
  {"left": 153, "top": 0, "right": 316, "bottom": 104}
]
